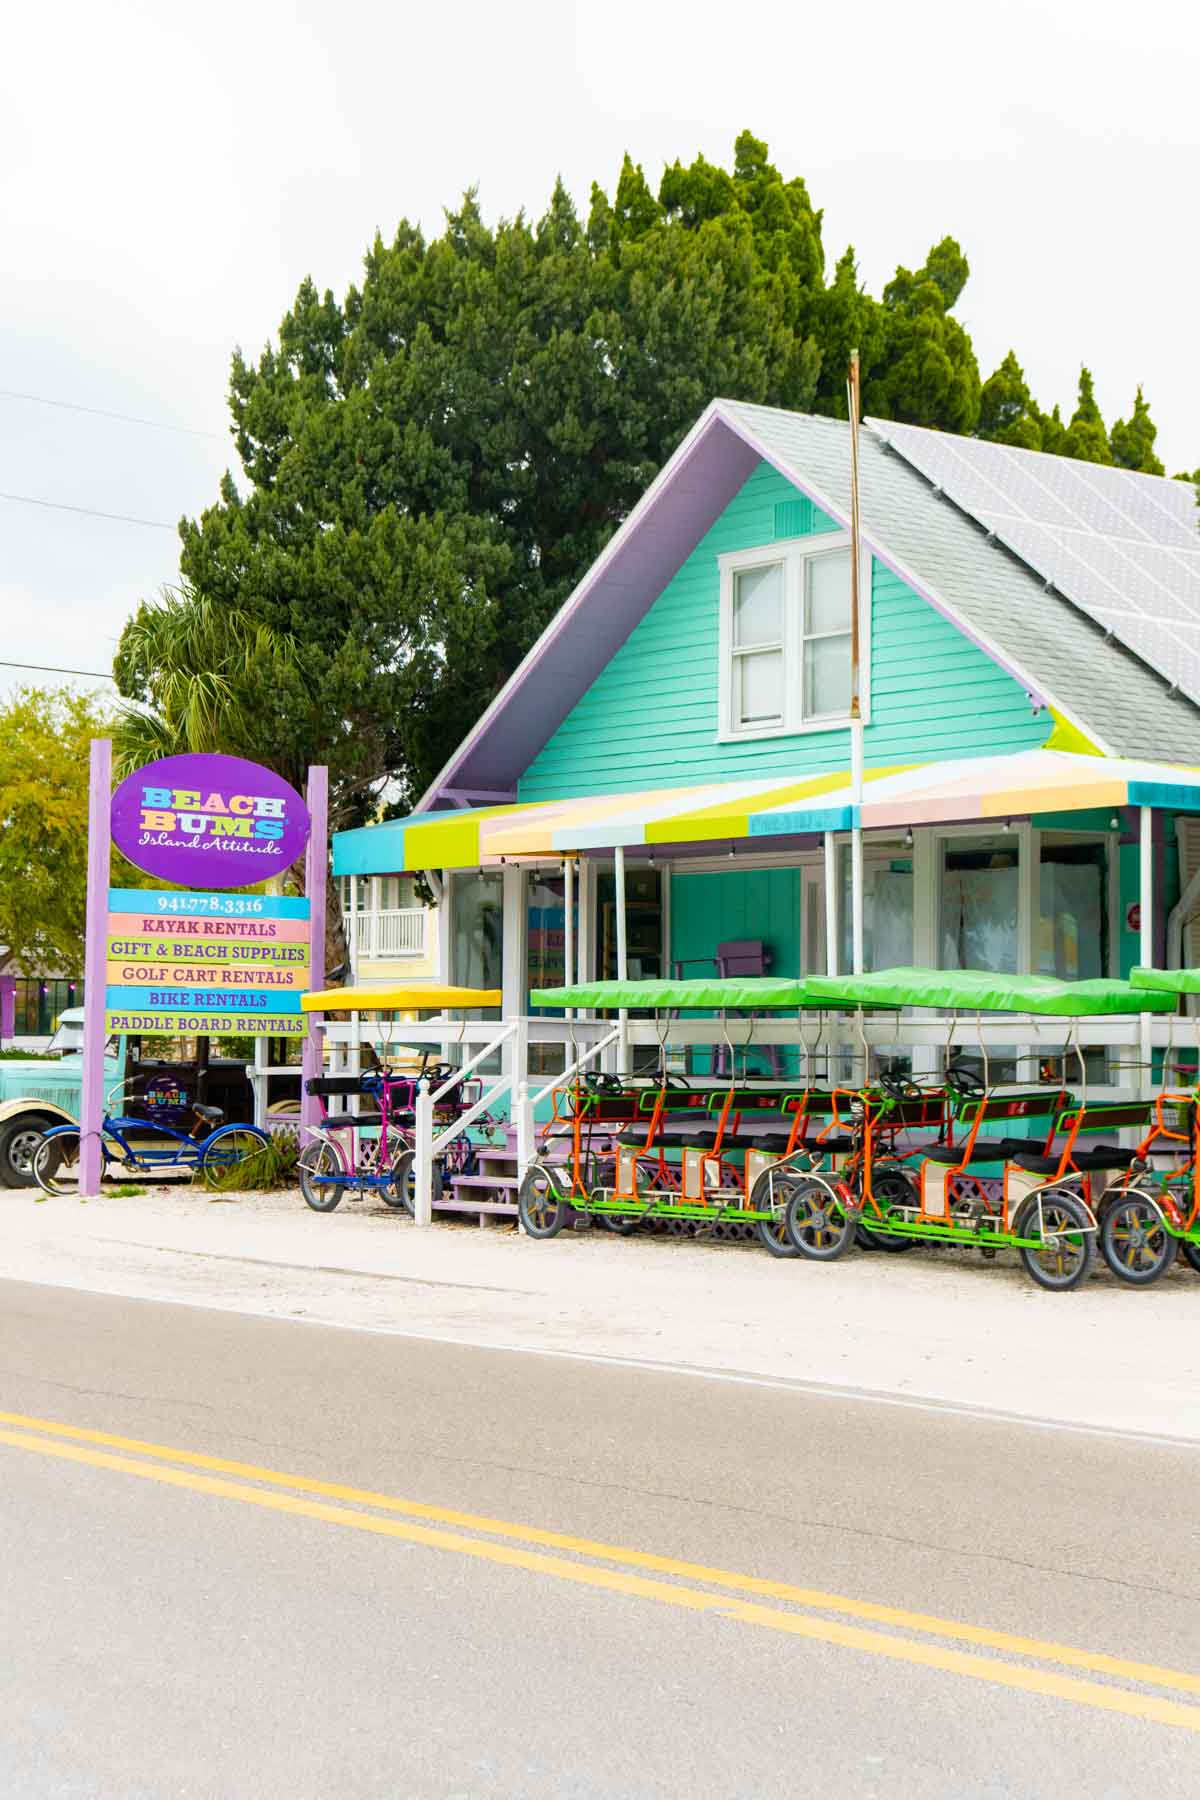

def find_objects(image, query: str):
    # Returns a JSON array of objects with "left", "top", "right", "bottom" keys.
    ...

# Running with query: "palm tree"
[{"left": 112, "top": 585, "right": 296, "bottom": 777}]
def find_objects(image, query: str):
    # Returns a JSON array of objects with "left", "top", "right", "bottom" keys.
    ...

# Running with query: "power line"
[
  {"left": 0, "top": 387, "right": 225, "bottom": 441},
  {"left": 0, "top": 489, "right": 177, "bottom": 531},
  {"left": 0, "top": 659, "right": 114, "bottom": 680}
]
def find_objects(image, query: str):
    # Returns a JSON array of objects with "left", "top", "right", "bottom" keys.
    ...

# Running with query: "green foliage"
[
  {"left": 1110, "top": 387, "right": 1165, "bottom": 475},
  {"left": 204, "top": 1129, "right": 300, "bottom": 1193},
  {"left": 113, "top": 587, "right": 299, "bottom": 780},
  {"left": 866, "top": 239, "right": 980, "bottom": 433},
  {"left": 125, "top": 134, "right": 1189, "bottom": 808},
  {"left": 978, "top": 352, "right": 1045, "bottom": 450},
  {"left": 1056, "top": 367, "right": 1113, "bottom": 464},
  {"left": 0, "top": 687, "right": 149, "bottom": 975}
]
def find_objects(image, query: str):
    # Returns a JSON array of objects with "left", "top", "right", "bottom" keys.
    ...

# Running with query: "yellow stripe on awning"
[{"left": 402, "top": 804, "right": 527, "bottom": 870}]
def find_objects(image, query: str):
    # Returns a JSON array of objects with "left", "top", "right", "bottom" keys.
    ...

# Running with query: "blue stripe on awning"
[{"left": 1128, "top": 781, "right": 1200, "bottom": 812}]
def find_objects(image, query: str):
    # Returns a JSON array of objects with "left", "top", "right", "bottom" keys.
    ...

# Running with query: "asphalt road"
[{"left": 1, "top": 1280, "right": 1198, "bottom": 1799}]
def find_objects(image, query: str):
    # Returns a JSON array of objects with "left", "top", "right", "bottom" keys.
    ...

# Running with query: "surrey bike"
[
  {"left": 776, "top": 968, "right": 1173, "bottom": 1290},
  {"left": 517, "top": 976, "right": 836, "bottom": 1253},
  {"left": 295, "top": 981, "right": 502, "bottom": 1214},
  {"left": 1091, "top": 964, "right": 1200, "bottom": 1283}
]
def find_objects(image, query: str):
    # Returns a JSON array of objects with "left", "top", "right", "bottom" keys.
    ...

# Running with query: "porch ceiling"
[{"left": 331, "top": 749, "right": 1200, "bottom": 876}]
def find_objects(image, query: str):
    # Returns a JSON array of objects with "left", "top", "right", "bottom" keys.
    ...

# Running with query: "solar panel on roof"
[{"left": 871, "top": 420, "right": 1200, "bottom": 706}]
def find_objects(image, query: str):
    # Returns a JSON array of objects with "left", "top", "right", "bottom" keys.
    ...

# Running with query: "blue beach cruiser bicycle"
[{"left": 32, "top": 1074, "right": 270, "bottom": 1194}]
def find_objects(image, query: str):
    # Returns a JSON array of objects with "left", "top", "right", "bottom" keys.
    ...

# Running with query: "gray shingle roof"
[{"left": 718, "top": 400, "right": 1200, "bottom": 762}]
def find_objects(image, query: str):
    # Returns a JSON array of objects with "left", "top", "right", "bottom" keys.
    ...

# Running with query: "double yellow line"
[{"left": 2, "top": 1407, "right": 1198, "bottom": 1734}]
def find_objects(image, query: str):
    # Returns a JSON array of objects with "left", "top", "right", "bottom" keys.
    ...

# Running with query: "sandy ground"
[{"left": 3, "top": 1180, "right": 1198, "bottom": 1441}]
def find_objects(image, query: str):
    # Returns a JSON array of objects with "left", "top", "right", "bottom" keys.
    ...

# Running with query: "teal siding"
[{"left": 518, "top": 461, "right": 1051, "bottom": 800}]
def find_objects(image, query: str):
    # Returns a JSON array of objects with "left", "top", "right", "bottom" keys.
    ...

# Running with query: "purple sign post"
[
  {"left": 80, "top": 739, "right": 114, "bottom": 1199},
  {"left": 79, "top": 747, "right": 327, "bottom": 1197},
  {"left": 300, "top": 767, "right": 329, "bottom": 1140}
]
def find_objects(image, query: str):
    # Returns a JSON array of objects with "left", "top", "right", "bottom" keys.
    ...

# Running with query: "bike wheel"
[
  {"left": 756, "top": 1213, "right": 800, "bottom": 1258},
  {"left": 518, "top": 1164, "right": 569, "bottom": 1239},
  {"left": 1100, "top": 1191, "right": 1178, "bottom": 1286},
  {"left": 1016, "top": 1189, "right": 1095, "bottom": 1292},
  {"left": 782, "top": 1175, "right": 854, "bottom": 1261},
  {"left": 748, "top": 1168, "right": 800, "bottom": 1258},
  {"left": 384, "top": 1150, "right": 444, "bottom": 1215},
  {"left": 1181, "top": 1237, "right": 1200, "bottom": 1274},
  {"left": 298, "top": 1141, "right": 345, "bottom": 1213},
  {"left": 858, "top": 1170, "right": 918, "bottom": 1251},
  {"left": 33, "top": 1130, "right": 86, "bottom": 1196},
  {"left": 199, "top": 1127, "right": 270, "bottom": 1189}
]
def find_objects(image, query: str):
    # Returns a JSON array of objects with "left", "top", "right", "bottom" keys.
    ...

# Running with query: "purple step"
[{"left": 449, "top": 1173, "right": 520, "bottom": 1190}]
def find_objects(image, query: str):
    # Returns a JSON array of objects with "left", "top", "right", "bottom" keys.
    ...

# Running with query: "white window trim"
[{"left": 716, "top": 533, "right": 871, "bottom": 743}]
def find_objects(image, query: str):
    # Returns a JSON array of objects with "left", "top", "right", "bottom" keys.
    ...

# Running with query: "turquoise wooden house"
[{"left": 334, "top": 400, "right": 1200, "bottom": 1083}]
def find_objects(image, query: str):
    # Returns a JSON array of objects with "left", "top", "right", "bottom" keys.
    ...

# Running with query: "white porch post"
[
  {"left": 563, "top": 857, "right": 574, "bottom": 1004},
  {"left": 369, "top": 873, "right": 381, "bottom": 963},
  {"left": 348, "top": 874, "right": 359, "bottom": 981},
  {"left": 413, "top": 1080, "right": 433, "bottom": 1227},
  {"left": 615, "top": 845, "right": 629, "bottom": 1073},
  {"left": 501, "top": 861, "right": 526, "bottom": 1103},
  {"left": 823, "top": 831, "right": 839, "bottom": 976},
  {"left": 1139, "top": 807, "right": 1154, "bottom": 1096}
]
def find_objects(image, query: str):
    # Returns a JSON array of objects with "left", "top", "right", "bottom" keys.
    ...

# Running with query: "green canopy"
[
  {"left": 1131, "top": 966, "right": 1200, "bottom": 995},
  {"left": 806, "top": 966, "right": 1177, "bottom": 1015},
  {"left": 529, "top": 977, "right": 820, "bottom": 1011}
]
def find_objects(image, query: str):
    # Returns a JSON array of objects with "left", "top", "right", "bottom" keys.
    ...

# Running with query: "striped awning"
[{"left": 332, "top": 750, "right": 1200, "bottom": 875}]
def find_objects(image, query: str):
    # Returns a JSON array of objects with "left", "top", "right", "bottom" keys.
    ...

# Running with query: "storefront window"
[
  {"left": 940, "top": 837, "right": 1019, "bottom": 972},
  {"left": 839, "top": 846, "right": 913, "bottom": 972},
  {"left": 526, "top": 872, "right": 578, "bottom": 1077},
  {"left": 597, "top": 867, "right": 662, "bottom": 979},
  {"left": 13, "top": 978, "right": 81, "bottom": 1037},
  {"left": 1038, "top": 839, "right": 1108, "bottom": 980},
  {"left": 449, "top": 872, "right": 502, "bottom": 996}
]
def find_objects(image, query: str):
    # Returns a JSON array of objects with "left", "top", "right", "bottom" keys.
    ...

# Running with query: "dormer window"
[{"left": 717, "top": 534, "right": 866, "bottom": 740}]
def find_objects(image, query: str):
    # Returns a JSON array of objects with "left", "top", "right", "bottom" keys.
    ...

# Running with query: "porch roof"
[{"left": 331, "top": 749, "right": 1200, "bottom": 876}]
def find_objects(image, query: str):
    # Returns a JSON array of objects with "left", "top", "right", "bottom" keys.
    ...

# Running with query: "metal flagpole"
[{"left": 847, "top": 350, "right": 866, "bottom": 976}]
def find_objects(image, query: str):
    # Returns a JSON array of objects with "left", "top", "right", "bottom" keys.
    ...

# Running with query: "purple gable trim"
[
  {"left": 421, "top": 408, "right": 758, "bottom": 808},
  {"left": 420, "top": 404, "right": 1052, "bottom": 809}
]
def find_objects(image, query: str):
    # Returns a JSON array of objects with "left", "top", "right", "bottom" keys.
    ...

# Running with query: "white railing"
[{"left": 350, "top": 908, "right": 427, "bottom": 961}]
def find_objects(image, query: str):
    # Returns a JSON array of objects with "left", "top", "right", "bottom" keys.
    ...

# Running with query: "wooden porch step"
[
  {"left": 433, "top": 1196, "right": 518, "bottom": 1218},
  {"left": 450, "top": 1173, "right": 519, "bottom": 1190}
]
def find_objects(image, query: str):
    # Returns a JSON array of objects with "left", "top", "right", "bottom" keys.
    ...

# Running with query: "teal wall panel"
[
  {"left": 671, "top": 867, "right": 802, "bottom": 979},
  {"left": 518, "top": 460, "right": 1051, "bottom": 800}
]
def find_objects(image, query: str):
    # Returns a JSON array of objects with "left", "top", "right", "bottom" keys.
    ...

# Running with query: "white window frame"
[{"left": 717, "top": 533, "right": 870, "bottom": 742}]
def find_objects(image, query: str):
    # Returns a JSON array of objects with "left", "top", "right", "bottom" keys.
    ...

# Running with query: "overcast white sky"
[{"left": 2, "top": 0, "right": 1196, "bottom": 701}]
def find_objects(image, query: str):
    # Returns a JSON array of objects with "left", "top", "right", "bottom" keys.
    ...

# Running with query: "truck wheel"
[{"left": 0, "top": 1116, "right": 53, "bottom": 1188}]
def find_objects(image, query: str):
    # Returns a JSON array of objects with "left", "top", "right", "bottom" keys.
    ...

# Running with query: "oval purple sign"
[{"left": 110, "top": 753, "right": 311, "bottom": 889}]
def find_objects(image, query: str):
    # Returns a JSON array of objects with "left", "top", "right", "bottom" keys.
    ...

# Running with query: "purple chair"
[{"left": 671, "top": 940, "right": 781, "bottom": 1077}]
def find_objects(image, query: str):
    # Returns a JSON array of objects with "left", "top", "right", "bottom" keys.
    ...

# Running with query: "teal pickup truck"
[{"left": 0, "top": 1010, "right": 123, "bottom": 1186}]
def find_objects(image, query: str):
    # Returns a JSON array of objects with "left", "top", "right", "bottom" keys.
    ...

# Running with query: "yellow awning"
[{"left": 301, "top": 984, "right": 501, "bottom": 1013}]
